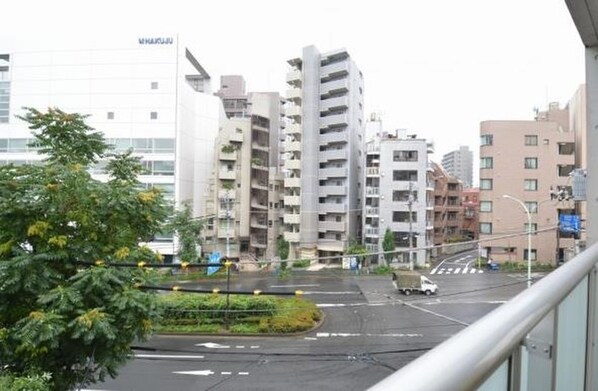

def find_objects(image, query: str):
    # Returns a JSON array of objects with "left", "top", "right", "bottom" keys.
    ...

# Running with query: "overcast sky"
[{"left": 2, "top": 0, "right": 585, "bottom": 182}]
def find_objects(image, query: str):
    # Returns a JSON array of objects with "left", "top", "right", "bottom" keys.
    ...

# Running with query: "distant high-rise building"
[
  {"left": 479, "top": 103, "right": 576, "bottom": 265},
  {"left": 442, "top": 146, "right": 473, "bottom": 188},
  {"left": 363, "top": 132, "right": 434, "bottom": 267},
  {"left": 283, "top": 45, "right": 364, "bottom": 261},
  {"left": 215, "top": 75, "right": 249, "bottom": 119}
]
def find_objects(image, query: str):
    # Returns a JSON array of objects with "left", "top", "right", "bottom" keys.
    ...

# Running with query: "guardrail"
[{"left": 369, "top": 241, "right": 598, "bottom": 391}]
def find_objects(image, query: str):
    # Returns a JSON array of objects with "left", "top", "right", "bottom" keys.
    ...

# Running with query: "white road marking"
[
  {"left": 239, "top": 372, "right": 250, "bottom": 375},
  {"left": 270, "top": 284, "right": 320, "bottom": 288},
  {"left": 454, "top": 267, "right": 461, "bottom": 273},
  {"left": 430, "top": 268, "right": 438, "bottom": 274},
  {"left": 250, "top": 345, "right": 260, "bottom": 349},
  {"left": 195, "top": 342, "right": 230, "bottom": 349},
  {"left": 221, "top": 372, "right": 232, "bottom": 375},
  {"left": 302, "top": 291, "right": 362, "bottom": 295},
  {"left": 447, "top": 268, "right": 453, "bottom": 272},
  {"left": 136, "top": 354, "right": 204, "bottom": 359},
  {"left": 236, "top": 346, "right": 245, "bottom": 349},
  {"left": 437, "top": 269, "right": 445, "bottom": 274},
  {"left": 316, "top": 332, "right": 422, "bottom": 338},
  {"left": 470, "top": 268, "right": 477, "bottom": 274},
  {"left": 174, "top": 370, "right": 214, "bottom": 376},
  {"left": 461, "top": 267, "right": 469, "bottom": 274},
  {"left": 304, "top": 337, "right": 318, "bottom": 340},
  {"left": 479, "top": 270, "right": 484, "bottom": 274}
]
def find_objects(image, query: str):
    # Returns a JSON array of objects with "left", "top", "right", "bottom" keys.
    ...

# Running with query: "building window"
[
  {"left": 558, "top": 142, "right": 574, "bottom": 155},
  {"left": 151, "top": 81, "right": 159, "bottom": 90},
  {"left": 393, "top": 150, "right": 418, "bottom": 162},
  {"left": 393, "top": 211, "right": 417, "bottom": 223},
  {"left": 524, "top": 201, "right": 538, "bottom": 214},
  {"left": 480, "top": 179, "right": 493, "bottom": 190},
  {"left": 393, "top": 190, "right": 417, "bottom": 202},
  {"left": 107, "top": 111, "right": 114, "bottom": 120},
  {"left": 480, "top": 157, "right": 493, "bottom": 169},
  {"left": 524, "top": 223, "right": 538, "bottom": 234},
  {"left": 524, "top": 157, "right": 538, "bottom": 169},
  {"left": 150, "top": 111, "right": 158, "bottom": 120},
  {"left": 524, "top": 135, "right": 538, "bottom": 146},
  {"left": 393, "top": 170, "right": 418, "bottom": 181},
  {"left": 524, "top": 179, "right": 538, "bottom": 191},
  {"left": 524, "top": 249, "right": 537, "bottom": 261},
  {"left": 480, "top": 201, "right": 492, "bottom": 212},
  {"left": 480, "top": 134, "right": 493, "bottom": 146},
  {"left": 480, "top": 223, "right": 492, "bottom": 234}
]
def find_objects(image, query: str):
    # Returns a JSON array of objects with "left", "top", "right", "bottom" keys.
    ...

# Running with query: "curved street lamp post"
[{"left": 502, "top": 195, "right": 532, "bottom": 288}]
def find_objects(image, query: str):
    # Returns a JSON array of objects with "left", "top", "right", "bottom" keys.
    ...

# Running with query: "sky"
[{"left": 2, "top": 0, "right": 586, "bottom": 183}]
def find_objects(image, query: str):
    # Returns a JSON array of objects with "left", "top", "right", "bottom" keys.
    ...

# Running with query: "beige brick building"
[{"left": 479, "top": 103, "right": 576, "bottom": 265}]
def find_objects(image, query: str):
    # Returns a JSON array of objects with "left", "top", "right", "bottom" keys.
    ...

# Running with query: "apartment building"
[
  {"left": 462, "top": 188, "right": 480, "bottom": 240},
  {"left": 431, "top": 162, "right": 464, "bottom": 246},
  {"left": 479, "top": 103, "right": 576, "bottom": 265},
  {"left": 0, "top": 35, "right": 223, "bottom": 261},
  {"left": 203, "top": 86, "right": 283, "bottom": 261},
  {"left": 441, "top": 145, "right": 473, "bottom": 189},
  {"left": 283, "top": 46, "right": 364, "bottom": 261},
  {"left": 363, "top": 130, "right": 434, "bottom": 267}
]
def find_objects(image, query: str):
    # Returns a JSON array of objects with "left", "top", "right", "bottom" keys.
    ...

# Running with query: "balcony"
[
  {"left": 284, "top": 159, "right": 301, "bottom": 170},
  {"left": 319, "top": 185, "right": 346, "bottom": 197},
  {"left": 284, "top": 141, "right": 301, "bottom": 152},
  {"left": 320, "top": 96, "right": 349, "bottom": 113},
  {"left": 250, "top": 219, "right": 268, "bottom": 230},
  {"left": 365, "top": 187, "right": 379, "bottom": 196},
  {"left": 286, "top": 87, "right": 302, "bottom": 102},
  {"left": 218, "top": 209, "right": 235, "bottom": 219},
  {"left": 365, "top": 207, "right": 379, "bottom": 216},
  {"left": 283, "top": 213, "right": 301, "bottom": 225},
  {"left": 229, "top": 130, "right": 243, "bottom": 143},
  {"left": 286, "top": 69, "right": 302, "bottom": 86},
  {"left": 251, "top": 180, "right": 268, "bottom": 191},
  {"left": 320, "top": 113, "right": 348, "bottom": 129},
  {"left": 319, "top": 221, "right": 346, "bottom": 232},
  {"left": 217, "top": 228, "right": 235, "bottom": 239},
  {"left": 250, "top": 235, "right": 267, "bottom": 248},
  {"left": 219, "top": 150, "right": 237, "bottom": 161},
  {"left": 285, "top": 105, "right": 302, "bottom": 119},
  {"left": 318, "top": 167, "right": 347, "bottom": 179},
  {"left": 318, "top": 203, "right": 347, "bottom": 213},
  {"left": 369, "top": 243, "right": 598, "bottom": 391},
  {"left": 218, "top": 170, "right": 236, "bottom": 180},
  {"left": 366, "top": 167, "right": 380, "bottom": 176},
  {"left": 218, "top": 190, "right": 235, "bottom": 200},
  {"left": 364, "top": 227, "right": 379, "bottom": 237},
  {"left": 320, "top": 131, "right": 348, "bottom": 144},
  {"left": 319, "top": 149, "right": 347, "bottom": 162},
  {"left": 285, "top": 177, "right": 301, "bottom": 188},
  {"left": 250, "top": 200, "right": 268, "bottom": 210},
  {"left": 320, "top": 61, "right": 349, "bottom": 80},
  {"left": 284, "top": 231, "right": 300, "bottom": 242},
  {"left": 320, "top": 78, "right": 349, "bottom": 97},
  {"left": 284, "top": 195, "right": 301, "bottom": 206},
  {"left": 251, "top": 142, "right": 268, "bottom": 152},
  {"left": 285, "top": 123, "right": 301, "bottom": 135}
]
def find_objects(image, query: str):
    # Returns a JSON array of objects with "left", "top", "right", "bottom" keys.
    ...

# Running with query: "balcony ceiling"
[{"left": 566, "top": 0, "right": 598, "bottom": 47}]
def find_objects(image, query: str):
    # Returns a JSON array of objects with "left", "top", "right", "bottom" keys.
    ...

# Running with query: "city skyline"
[{"left": 2, "top": 0, "right": 585, "bottom": 169}]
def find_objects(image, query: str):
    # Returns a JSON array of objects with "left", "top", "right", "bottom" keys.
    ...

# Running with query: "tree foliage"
[
  {"left": 277, "top": 237, "right": 289, "bottom": 261},
  {"left": 0, "top": 108, "right": 169, "bottom": 390},
  {"left": 382, "top": 228, "right": 396, "bottom": 260},
  {"left": 166, "top": 201, "right": 203, "bottom": 263},
  {"left": 346, "top": 238, "right": 368, "bottom": 264}
]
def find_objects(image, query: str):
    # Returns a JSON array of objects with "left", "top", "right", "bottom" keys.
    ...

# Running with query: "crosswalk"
[{"left": 430, "top": 267, "right": 484, "bottom": 275}]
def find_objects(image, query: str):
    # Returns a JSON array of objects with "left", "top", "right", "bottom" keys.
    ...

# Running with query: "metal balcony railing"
[{"left": 369, "top": 241, "right": 598, "bottom": 391}]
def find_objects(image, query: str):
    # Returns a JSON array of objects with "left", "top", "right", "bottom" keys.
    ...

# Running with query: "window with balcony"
[
  {"left": 525, "top": 135, "right": 538, "bottom": 146},
  {"left": 481, "top": 134, "right": 493, "bottom": 146},
  {"left": 524, "top": 157, "right": 538, "bottom": 169},
  {"left": 480, "top": 157, "right": 493, "bottom": 169},
  {"left": 393, "top": 211, "right": 417, "bottom": 223},
  {"left": 393, "top": 190, "right": 417, "bottom": 202},
  {"left": 558, "top": 164, "right": 574, "bottom": 177},
  {"left": 558, "top": 142, "right": 574, "bottom": 155}
]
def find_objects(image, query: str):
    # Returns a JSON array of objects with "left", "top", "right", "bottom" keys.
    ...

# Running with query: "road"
[{"left": 93, "top": 254, "right": 528, "bottom": 390}]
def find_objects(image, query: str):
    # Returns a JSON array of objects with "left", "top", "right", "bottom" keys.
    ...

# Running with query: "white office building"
[
  {"left": 0, "top": 35, "right": 224, "bottom": 261},
  {"left": 283, "top": 46, "right": 365, "bottom": 261}
]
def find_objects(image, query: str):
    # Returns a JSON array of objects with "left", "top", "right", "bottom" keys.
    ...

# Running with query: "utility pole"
[
  {"left": 408, "top": 181, "right": 414, "bottom": 270},
  {"left": 225, "top": 190, "right": 232, "bottom": 259}
]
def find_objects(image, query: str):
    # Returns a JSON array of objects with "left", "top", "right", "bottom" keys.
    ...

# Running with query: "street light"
[{"left": 502, "top": 194, "right": 532, "bottom": 288}]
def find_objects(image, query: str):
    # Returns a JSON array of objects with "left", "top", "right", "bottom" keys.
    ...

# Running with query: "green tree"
[
  {"left": 166, "top": 201, "right": 203, "bottom": 263},
  {"left": 0, "top": 108, "right": 169, "bottom": 390},
  {"left": 382, "top": 228, "right": 396, "bottom": 262},
  {"left": 278, "top": 237, "right": 289, "bottom": 260},
  {"left": 346, "top": 238, "right": 369, "bottom": 267}
]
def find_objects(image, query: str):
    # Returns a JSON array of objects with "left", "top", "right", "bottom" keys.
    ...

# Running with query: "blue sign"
[
  {"left": 207, "top": 251, "right": 221, "bottom": 276},
  {"left": 559, "top": 214, "right": 581, "bottom": 234}
]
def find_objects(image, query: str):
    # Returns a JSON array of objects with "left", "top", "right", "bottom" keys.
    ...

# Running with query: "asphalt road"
[{"left": 93, "top": 260, "right": 529, "bottom": 391}]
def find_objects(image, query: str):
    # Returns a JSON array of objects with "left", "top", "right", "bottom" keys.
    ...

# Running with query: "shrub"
[
  {"left": 373, "top": 265, "right": 393, "bottom": 275},
  {"left": 292, "top": 259, "right": 310, "bottom": 268}
]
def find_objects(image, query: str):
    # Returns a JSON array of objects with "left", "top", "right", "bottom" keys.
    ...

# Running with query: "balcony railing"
[{"left": 369, "top": 242, "right": 598, "bottom": 391}]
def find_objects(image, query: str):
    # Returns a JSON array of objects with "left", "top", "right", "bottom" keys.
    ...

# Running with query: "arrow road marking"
[
  {"left": 174, "top": 370, "right": 214, "bottom": 376},
  {"left": 195, "top": 342, "right": 230, "bottom": 349}
]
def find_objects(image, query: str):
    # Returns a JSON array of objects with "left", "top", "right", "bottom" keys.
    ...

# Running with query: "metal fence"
[{"left": 369, "top": 242, "right": 598, "bottom": 391}]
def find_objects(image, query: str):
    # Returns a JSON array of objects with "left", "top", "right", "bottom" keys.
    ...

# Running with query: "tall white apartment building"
[
  {"left": 283, "top": 46, "right": 364, "bottom": 261},
  {"left": 441, "top": 146, "right": 473, "bottom": 189},
  {"left": 0, "top": 36, "right": 224, "bottom": 262},
  {"left": 363, "top": 130, "right": 434, "bottom": 267}
]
